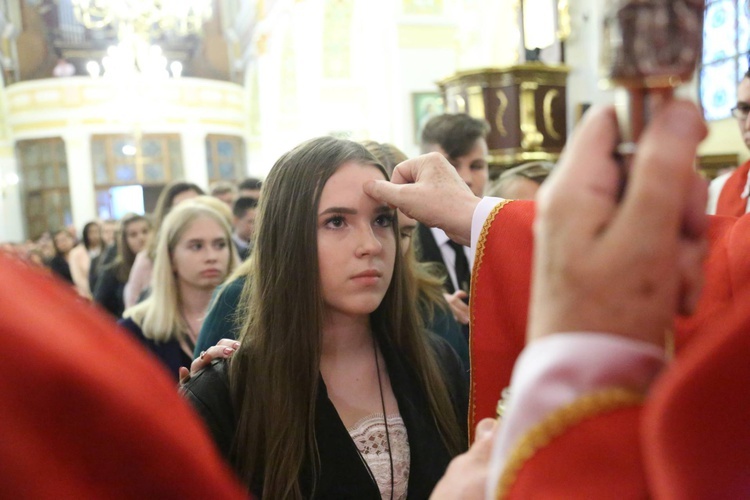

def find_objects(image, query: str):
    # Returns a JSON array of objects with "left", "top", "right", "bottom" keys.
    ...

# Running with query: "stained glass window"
[
  {"left": 206, "top": 135, "right": 246, "bottom": 183},
  {"left": 701, "top": 0, "right": 750, "bottom": 120},
  {"left": 90, "top": 134, "right": 182, "bottom": 187},
  {"left": 90, "top": 134, "right": 183, "bottom": 220},
  {"left": 702, "top": 58, "right": 737, "bottom": 120},
  {"left": 16, "top": 138, "right": 72, "bottom": 239}
]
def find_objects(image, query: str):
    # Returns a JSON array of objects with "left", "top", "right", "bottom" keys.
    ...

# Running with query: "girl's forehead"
[{"left": 323, "top": 162, "right": 386, "bottom": 190}]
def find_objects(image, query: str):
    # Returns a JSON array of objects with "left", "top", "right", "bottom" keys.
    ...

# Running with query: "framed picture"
[{"left": 412, "top": 92, "right": 445, "bottom": 143}]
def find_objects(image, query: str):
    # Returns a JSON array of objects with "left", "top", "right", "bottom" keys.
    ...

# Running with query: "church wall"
[
  {"left": 6, "top": 0, "right": 746, "bottom": 244},
  {"left": 700, "top": 118, "right": 748, "bottom": 162},
  {"left": 2, "top": 77, "right": 248, "bottom": 240}
]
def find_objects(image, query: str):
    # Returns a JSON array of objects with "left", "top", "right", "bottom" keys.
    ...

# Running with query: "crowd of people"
[{"left": 4, "top": 29, "right": 750, "bottom": 500}]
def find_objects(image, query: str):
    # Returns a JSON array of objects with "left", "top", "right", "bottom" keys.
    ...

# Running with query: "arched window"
[{"left": 700, "top": 1, "right": 750, "bottom": 120}]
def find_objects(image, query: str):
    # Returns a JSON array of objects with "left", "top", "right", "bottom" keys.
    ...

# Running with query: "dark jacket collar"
[{"left": 305, "top": 333, "right": 455, "bottom": 499}]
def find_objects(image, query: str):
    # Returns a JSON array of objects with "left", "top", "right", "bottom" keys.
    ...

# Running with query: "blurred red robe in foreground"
[{"left": 0, "top": 252, "right": 248, "bottom": 499}]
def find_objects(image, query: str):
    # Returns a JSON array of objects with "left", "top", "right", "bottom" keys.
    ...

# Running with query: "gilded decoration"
[
  {"left": 495, "top": 90, "right": 509, "bottom": 137},
  {"left": 439, "top": 64, "right": 569, "bottom": 169},
  {"left": 542, "top": 89, "right": 562, "bottom": 140},
  {"left": 519, "top": 81, "right": 543, "bottom": 150},
  {"left": 467, "top": 86, "right": 486, "bottom": 120}
]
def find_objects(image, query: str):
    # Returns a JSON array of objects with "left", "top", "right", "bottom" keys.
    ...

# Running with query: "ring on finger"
[{"left": 199, "top": 350, "right": 207, "bottom": 359}]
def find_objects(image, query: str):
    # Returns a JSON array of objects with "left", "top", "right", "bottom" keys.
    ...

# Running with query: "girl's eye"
[
  {"left": 215, "top": 240, "right": 227, "bottom": 249},
  {"left": 190, "top": 243, "right": 203, "bottom": 251},
  {"left": 325, "top": 216, "right": 345, "bottom": 229},
  {"left": 374, "top": 214, "right": 395, "bottom": 228}
]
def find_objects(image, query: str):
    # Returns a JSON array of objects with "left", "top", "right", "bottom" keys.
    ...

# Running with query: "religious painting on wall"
[{"left": 412, "top": 92, "right": 445, "bottom": 143}]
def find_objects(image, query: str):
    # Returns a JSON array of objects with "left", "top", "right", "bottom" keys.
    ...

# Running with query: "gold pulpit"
[{"left": 438, "top": 64, "right": 569, "bottom": 175}]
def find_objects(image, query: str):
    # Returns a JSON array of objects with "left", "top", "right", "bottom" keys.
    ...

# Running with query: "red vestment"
[
  {"left": 470, "top": 201, "right": 750, "bottom": 497},
  {"left": 0, "top": 253, "right": 248, "bottom": 499},
  {"left": 716, "top": 159, "right": 750, "bottom": 217}
]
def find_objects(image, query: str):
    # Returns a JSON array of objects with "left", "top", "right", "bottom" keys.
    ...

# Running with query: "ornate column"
[
  {"left": 63, "top": 127, "right": 96, "bottom": 230},
  {"left": 182, "top": 124, "right": 209, "bottom": 189},
  {"left": 0, "top": 147, "right": 23, "bottom": 241}
]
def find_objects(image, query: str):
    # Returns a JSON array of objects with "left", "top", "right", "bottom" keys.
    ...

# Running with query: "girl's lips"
[{"left": 351, "top": 269, "right": 382, "bottom": 279}]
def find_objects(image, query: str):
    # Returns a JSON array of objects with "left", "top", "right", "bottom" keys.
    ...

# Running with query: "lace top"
[{"left": 348, "top": 414, "right": 410, "bottom": 500}]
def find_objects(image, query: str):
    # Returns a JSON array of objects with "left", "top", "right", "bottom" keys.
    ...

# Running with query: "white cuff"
[
  {"left": 471, "top": 197, "right": 504, "bottom": 253},
  {"left": 485, "top": 333, "right": 666, "bottom": 498}
]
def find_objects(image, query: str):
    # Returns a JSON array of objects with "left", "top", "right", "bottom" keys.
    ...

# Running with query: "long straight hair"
[
  {"left": 81, "top": 221, "right": 102, "bottom": 251},
  {"left": 229, "top": 137, "right": 463, "bottom": 498},
  {"left": 124, "top": 202, "right": 236, "bottom": 343},
  {"left": 361, "top": 140, "right": 450, "bottom": 322}
]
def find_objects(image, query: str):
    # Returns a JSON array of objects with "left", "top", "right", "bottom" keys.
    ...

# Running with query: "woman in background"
[
  {"left": 69, "top": 221, "right": 103, "bottom": 298},
  {"left": 124, "top": 181, "right": 203, "bottom": 308},
  {"left": 48, "top": 229, "right": 76, "bottom": 285},
  {"left": 93, "top": 214, "right": 151, "bottom": 318},
  {"left": 121, "top": 202, "right": 236, "bottom": 379}
]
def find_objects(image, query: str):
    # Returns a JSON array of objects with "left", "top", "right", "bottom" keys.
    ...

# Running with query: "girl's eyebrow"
[
  {"left": 319, "top": 205, "right": 393, "bottom": 216},
  {"left": 319, "top": 206, "right": 357, "bottom": 216}
]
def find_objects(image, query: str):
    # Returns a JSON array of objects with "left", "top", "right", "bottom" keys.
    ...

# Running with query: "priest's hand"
[
  {"left": 364, "top": 152, "right": 480, "bottom": 246},
  {"left": 528, "top": 101, "right": 708, "bottom": 347},
  {"left": 430, "top": 418, "right": 499, "bottom": 499}
]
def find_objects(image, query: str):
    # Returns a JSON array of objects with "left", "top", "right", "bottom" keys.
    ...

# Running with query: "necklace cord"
[{"left": 373, "top": 336, "right": 395, "bottom": 500}]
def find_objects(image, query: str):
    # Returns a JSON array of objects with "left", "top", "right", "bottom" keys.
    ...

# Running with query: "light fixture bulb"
[
  {"left": 86, "top": 60, "right": 101, "bottom": 77},
  {"left": 170, "top": 61, "right": 183, "bottom": 78}
]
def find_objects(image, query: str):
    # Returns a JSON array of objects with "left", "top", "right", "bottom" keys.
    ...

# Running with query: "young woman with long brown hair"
[
  {"left": 184, "top": 137, "right": 467, "bottom": 499},
  {"left": 93, "top": 213, "right": 152, "bottom": 318}
]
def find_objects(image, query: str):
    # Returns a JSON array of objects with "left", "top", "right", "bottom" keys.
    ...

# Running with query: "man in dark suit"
[
  {"left": 232, "top": 196, "right": 258, "bottom": 261},
  {"left": 416, "top": 114, "right": 490, "bottom": 332}
]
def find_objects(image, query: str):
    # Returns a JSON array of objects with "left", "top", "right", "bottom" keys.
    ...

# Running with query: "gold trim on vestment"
[
  {"left": 495, "top": 388, "right": 643, "bottom": 499},
  {"left": 468, "top": 199, "right": 513, "bottom": 442}
]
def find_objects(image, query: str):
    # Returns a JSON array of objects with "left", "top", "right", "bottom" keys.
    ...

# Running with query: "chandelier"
[
  {"left": 73, "top": 0, "right": 213, "bottom": 78},
  {"left": 86, "top": 41, "right": 183, "bottom": 79},
  {"left": 71, "top": 0, "right": 214, "bottom": 39}
]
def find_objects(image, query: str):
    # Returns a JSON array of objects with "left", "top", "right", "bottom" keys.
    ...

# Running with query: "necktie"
[{"left": 446, "top": 239, "right": 471, "bottom": 298}]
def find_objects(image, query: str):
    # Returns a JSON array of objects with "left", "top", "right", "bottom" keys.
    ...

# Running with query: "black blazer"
[
  {"left": 183, "top": 335, "right": 468, "bottom": 499},
  {"left": 415, "top": 223, "right": 455, "bottom": 294},
  {"left": 233, "top": 240, "right": 251, "bottom": 262}
]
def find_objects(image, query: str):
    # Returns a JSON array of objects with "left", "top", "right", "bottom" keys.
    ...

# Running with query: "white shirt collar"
[{"left": 430, "top": 226, "right": 450, "bottom": 246}]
